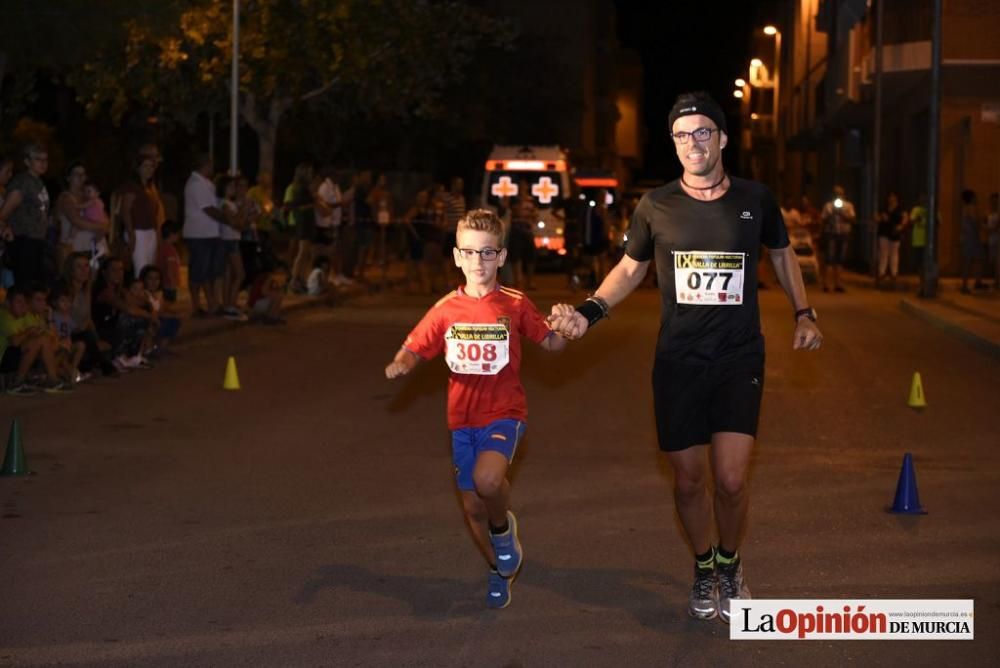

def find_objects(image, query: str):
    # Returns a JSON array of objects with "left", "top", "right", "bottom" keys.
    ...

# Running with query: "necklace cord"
[{"left": 681, "top": 172, "right": 727, "bottom": 191}]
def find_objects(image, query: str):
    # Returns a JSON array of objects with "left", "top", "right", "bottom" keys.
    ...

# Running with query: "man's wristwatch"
[{"left": 795, "top": 307, "right": 817, "bottom": 323}]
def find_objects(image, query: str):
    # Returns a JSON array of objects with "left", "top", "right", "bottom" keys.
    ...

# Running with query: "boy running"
[{"left": 385, "top": 209, "right": 566, "bottom": 608}]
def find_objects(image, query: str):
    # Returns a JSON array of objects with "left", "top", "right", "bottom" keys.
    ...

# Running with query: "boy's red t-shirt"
[
  {"left": 403, "top": 285, "right": 552, "bottom": 430},
  {"left": 157, "top": 243, "right": 181, "bottom": 290}
]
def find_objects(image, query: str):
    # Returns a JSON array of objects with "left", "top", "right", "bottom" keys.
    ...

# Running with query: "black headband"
[{"left": 668, "top": 97, "right": 727, "bottom": 135}]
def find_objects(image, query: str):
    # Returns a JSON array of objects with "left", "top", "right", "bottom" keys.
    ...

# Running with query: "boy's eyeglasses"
[
  {"left": 670, "top": 127, "right": 718, "bottom": 144},
  {"left": 457, "top": 248, "right": 501, "bottom": 261}
]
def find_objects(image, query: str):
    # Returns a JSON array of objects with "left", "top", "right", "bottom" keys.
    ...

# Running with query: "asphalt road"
[{"left": 1, "top": 276, "right": 998, "bottom": 666}]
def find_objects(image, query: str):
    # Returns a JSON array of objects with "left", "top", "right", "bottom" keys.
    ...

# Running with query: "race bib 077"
[
  {"left": 673, "top": 251, "right": 746, "bottom": 305},
  {"left": 445, "top": 323, "right": 510, "bottom": 375}
]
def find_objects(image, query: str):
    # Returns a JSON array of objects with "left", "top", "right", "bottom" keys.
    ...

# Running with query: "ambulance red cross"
[{"left": 481, "top": 145, "right": 572, "bottom": 266}]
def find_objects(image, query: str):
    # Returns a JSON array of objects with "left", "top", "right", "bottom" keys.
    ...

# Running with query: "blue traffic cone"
[
  {"left": 886, "top": 453, "right": 927, "bottom": 514},
  {"left": 1, "top": 419, "right": 31, "bottom": 476}
]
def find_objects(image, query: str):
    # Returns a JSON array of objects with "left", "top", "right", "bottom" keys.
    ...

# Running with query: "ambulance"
[{"left": 480, "top": 145, "right": 571, "bottom": 265}]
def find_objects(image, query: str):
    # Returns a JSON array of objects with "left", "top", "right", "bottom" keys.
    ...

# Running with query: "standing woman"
[
  {"left": 959, "top": 189, "right": 987, "bottom": 294},
  {"left": 57, "top": 162, "right": 109, "bottom": 265},
  {"left": 401, "top": 189, "right": 440, "bottom": 293},
  {"left": 61, "top": 251, "right": 117, "bottom": 377},
  {"left": 285, "top": 163, "right": 316, "bottom": 292},
  {"left": 369, "top": 172, "right": 393, "bottom": 266},
  {"left": 875, "top": 191, "right": 908, "bottom": 288},
  {"left": 0, "top": 143, "right": 51, "bottom": 287},
  {"left": 218, "top": 175, "right": 248, "bottom": 319},
  {"left": 121, "top": 154, "right": 166, "bottom": 277}
]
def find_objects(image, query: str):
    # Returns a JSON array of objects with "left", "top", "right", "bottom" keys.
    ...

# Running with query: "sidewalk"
[
  {"left": 175, "top": 260, "right": 411, "bottom": 343},
  {"left": 842, "top": 271, "right": 1000, "bottom": 358}
]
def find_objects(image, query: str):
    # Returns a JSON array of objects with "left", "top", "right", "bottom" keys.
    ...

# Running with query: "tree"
[
  {"left": 70, "top": 0, "right": 512, "bottom": 175},
  {"left": 0, "top": 0, "right": 165, "bottom": 127}
]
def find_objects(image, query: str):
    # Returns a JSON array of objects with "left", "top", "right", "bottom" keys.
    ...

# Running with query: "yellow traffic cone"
[
  {"left": 908, "top": 372, "right": 926, "bottom": 408},
  {"left": 223, "top": 356, "right": 241, "bottom": 390}
]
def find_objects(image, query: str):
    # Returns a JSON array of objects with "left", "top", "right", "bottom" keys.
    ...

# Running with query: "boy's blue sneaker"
[
  {"left": 489, "top": 510, "right": 523, "bottom": 577},
  {"left": 487, "top": 569, "right": 511, "bottom": 609}
]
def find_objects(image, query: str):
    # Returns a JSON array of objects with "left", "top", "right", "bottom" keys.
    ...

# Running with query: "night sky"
[{"left": 614, "top": 0, "right": 777, "bottom": 181}]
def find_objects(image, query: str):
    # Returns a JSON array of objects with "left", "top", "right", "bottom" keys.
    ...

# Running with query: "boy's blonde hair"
[{"left": 457, "top": 209, "right": 504, "bottom": 243}]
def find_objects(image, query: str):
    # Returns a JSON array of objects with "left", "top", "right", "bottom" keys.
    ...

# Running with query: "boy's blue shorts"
[{"left": 451, "top": 419, "right": 525, "bottom": 492}]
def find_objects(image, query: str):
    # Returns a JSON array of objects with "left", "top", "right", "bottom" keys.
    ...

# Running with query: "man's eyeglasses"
[
  {"left": 457, "top": 247, "right": 501, "bottom": 261},
  {"left": 670, "top": 127, "right": 719, "bottom": 144}
]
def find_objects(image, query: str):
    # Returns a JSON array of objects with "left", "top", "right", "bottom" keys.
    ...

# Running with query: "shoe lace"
[
  {"left": 717, "top": 561, "right": 742, "bottom": 598},
  {"left": 693, "top": 567, "right": 716, "bottom": 599}
]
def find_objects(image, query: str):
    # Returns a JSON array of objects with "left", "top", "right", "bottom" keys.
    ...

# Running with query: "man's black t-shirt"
[{"left": 624, "top": 177, "right": 789, "bottom": 363}]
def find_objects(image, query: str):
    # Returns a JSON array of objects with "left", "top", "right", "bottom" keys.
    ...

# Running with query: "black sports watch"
[{"left": 795, "top": 307, "right": 817, "bottom": 323}]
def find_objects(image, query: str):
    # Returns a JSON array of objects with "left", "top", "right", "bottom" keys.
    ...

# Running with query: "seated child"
[
  {"left": 248, "top": 262, "right": 290, "bottom": 325},
  {"left": 306, "top": 255, "right": 333, "bottom": 297},
  {"left": 156, "top": 221, "right": 182, "bottom": 303},
  {"left": 140, "top": 265, "right": 182, "bottom": 356},
  {"left": 48, "top": 285, "right": 88, "bottom": 382},
  {"left": 1, "top": 285, "right": 72, "bottom": 394}
]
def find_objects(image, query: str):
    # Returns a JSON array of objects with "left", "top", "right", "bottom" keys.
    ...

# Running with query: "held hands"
[
  {"left": 546, "top": 303, "right": 589, "bottom": 340},
  {"left": 793, "top": 318, "right": 823, "bottom": 351}
]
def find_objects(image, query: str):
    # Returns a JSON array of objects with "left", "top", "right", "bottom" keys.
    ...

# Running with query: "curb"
[
  {"left": 177, "top": 275, "right": 409, "bottom": 345},
  {"left": 899, "top": 298, "right": 1000, "bottom": 360}
]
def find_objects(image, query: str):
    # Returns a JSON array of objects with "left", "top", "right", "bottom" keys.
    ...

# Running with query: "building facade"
[{"left": 769, "top": 0, "right": 1000, "bottom": 273}]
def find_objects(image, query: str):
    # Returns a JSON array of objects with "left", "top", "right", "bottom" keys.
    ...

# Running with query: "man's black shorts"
[{"left": 652, "top": 354, "right": 765, "bottom": 452}]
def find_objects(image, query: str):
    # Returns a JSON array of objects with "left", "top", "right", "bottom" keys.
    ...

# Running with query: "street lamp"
[
  {"left": 230, "top": 0, "right": 240, "bottom": 176},
  {"left": 735, "top": 78, "right": 747, "bottom": 88},
  {"left": 733, "top": 89, "right": 744, "bottom": 99},
  {"left": 750, "top": 58, "right": 763, "bottom": 68},
  {"left": 764, "top": 26, "right": 781, "bottom": 137}
]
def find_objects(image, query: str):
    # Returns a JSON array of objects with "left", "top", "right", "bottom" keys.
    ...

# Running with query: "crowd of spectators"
[{"left": 0, "top": 141, "right": 474, "bottom": 397}]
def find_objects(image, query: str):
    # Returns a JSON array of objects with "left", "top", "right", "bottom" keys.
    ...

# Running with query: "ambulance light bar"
[
  {"left": 574, "top": 177, "right": 618, "bottom": 188},
  {"left": 486, "top": 160, "right": 568, "bottom": 172}
]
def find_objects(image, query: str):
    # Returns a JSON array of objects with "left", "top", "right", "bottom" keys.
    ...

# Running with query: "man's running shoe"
[
  {"left": 717, "top": 558, "right": 751, "bottom": 624},
  {"left": 222, "top": 307, "right": 249, "bottom": 322},
  {"left": 688, "top": 563, "right": 719, "bottom": 620},
  {"left": 486, "top": 569, "right": 511, "bottom": 609},
  {"left": 5, "top": 382, "right": 38, "bottom": 397},
  {"left": 488, "top": 510, "right": 523, "bottom": 578},
  {"left": 42, "top": 380, "right": 74, "bottom": 394}
]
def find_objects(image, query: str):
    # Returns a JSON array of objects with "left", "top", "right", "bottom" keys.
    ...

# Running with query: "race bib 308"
[
  {"left": 674, "top": 251, "right": 746, "bottom": 306},
  {"left": 445, "top": 323, "right": 510, "bottom": 375}
]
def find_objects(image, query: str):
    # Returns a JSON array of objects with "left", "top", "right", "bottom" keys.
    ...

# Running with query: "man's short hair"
[
  {"left": 48, "top": 283, "right": 70, "bottom": 306},
  {"left": 194, "top": 152, "right": 214, "bottom": 172},
  {"left": 5, "top": 284, "right": 27, "bottom": 301},
  {"left": 457, "top": 209, "right": 504, "bottom": 242},
  {"left": 161, "top": 220, "right": 181, "bottom": 239},
  {"left": 26, "top": 282, "right": 49, "bottom": 297},
  {"left": 668, "top": 92, "right": 727, "bottom": 134},
  {"left": 21, "top": 143, "right": 46, "bottom": 160}
]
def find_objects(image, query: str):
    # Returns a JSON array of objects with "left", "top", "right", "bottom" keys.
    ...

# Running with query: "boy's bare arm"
[{"left": 385, "top": 347, "right": 421, "bottom": 379}]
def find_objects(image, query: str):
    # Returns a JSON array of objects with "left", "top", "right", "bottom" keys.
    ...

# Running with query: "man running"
[{"left": 548, "top": 91, "right": 822, "bottom": 624}]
